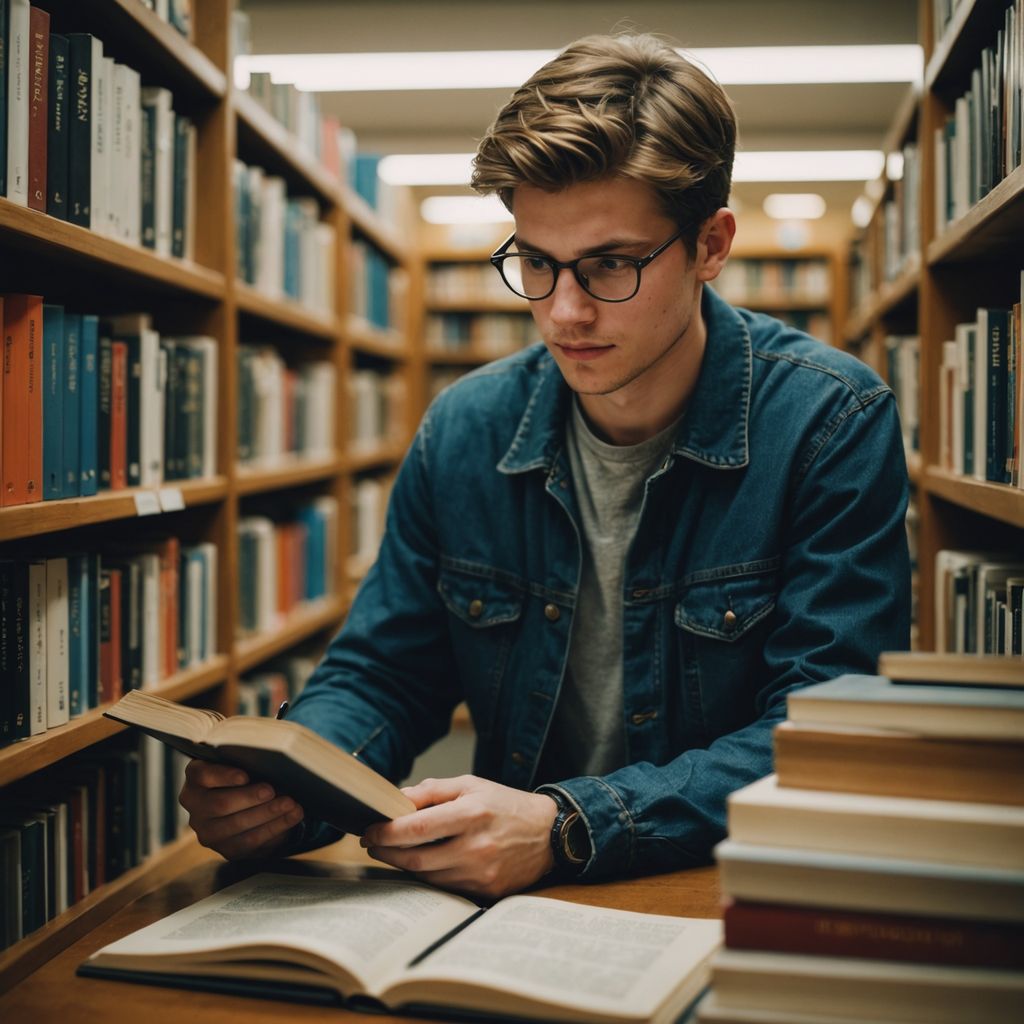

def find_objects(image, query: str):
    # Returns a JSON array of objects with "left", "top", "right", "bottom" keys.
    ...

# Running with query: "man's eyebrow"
[{"left": 513, "top": 235, "right": 649, "bottom": 257}]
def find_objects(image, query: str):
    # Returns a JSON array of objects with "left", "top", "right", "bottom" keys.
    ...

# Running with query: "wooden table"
[{"left": 0, "top": 838, "right": 721, "bottom": 1023}]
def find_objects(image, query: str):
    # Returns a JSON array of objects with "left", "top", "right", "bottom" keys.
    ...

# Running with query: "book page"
[
  {"left": 390, "top": 895, "right": 721, "bottom": 1020},
  {"left": 90, "top": 873, "right": 479, "bottom": 995}
]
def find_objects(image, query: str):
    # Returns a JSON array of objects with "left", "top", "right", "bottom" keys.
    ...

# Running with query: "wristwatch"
[{"left": 547, "top": 792, "right": 591, "bottom": 875}]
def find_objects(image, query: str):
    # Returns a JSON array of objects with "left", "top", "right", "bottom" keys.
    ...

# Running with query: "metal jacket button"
[
  {"left": 544, "top": 603, "right": 560, "bottom": 622},
  {"left": 468, "top": 599, "right": 484, "bottom": 618},
  {"left": 723, "top": 610, "right": 737, "bottom": 632}
]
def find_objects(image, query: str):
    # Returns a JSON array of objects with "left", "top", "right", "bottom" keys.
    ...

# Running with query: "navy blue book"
[
  {"left": 79, "top": 314, "right": 99, "bottom": 496},
  {"left": 171, "top": 113, "right": 189, "bottom": 258},
  {"left": 0, "top": 817, "right": 44, "bottom": 935},
  {"left": 86, "top": 552, "right": 100, "bottom": 707},
  {"left": 0, "top": 0, "right": 8, "bottom": 197},
  {"left": 0, "top": 560, "right": 16, "bottom": 747},
  {"left": 140, "top": 101, "right": 156, "bottom": 249},
  {"left": 47, "top": 33, "right": 69, "bottom": 219},
  {"left": 984, "top": 309, "right": 1011, "bottom": 483},
  {"left": 42, "top": 304, "right": 65, "bottom": 501},
  {"left": 67, "top": 554, "right": 86, "bottom": 718},
  {"left": 62, "top": 313, "right": 81, "bottom": 498},
  {"left": 66, "top": 34, "right": 93, "bottom": 227}
]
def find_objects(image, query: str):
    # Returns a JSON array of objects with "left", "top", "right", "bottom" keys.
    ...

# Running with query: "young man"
[{"left": 180, "top": 34, "right": 910, "bottom": 896}]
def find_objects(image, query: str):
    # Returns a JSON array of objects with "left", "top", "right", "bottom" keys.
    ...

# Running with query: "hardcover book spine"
[
  {"left": 97, "top": 335, "right": 112, "bottom": 489},
  {"left": 6, "top": 0, "right": 30, "bottom": 206},
  {"left": 24, "top": 293, "right": 42, "bottom": 503},
  {"left": 45, "top": 557, "right": 69, "bottom": 728},
  {"left": 27, "top": 560, "right": 46, "bottom": 736},
  {"left": 161, "top": 340, "right": 177, "bottom": 480},
  {"left": 3, "top": 293, "right": 29, "bottom": 506},
  {"left": 67, "top": 553, "right": 85, "bottom": 718},
  {"left": 46, "top": 32, "right": 68, "bottom": 218},
  {"left": 171, "top": 113, "right": 188, "bottom": 258},
  {"left": 124, "top": 336, "right": 141, "bottom": 487},
  {"left": 91, "top": 53, "right": 110, "bottom": 234},
  {"left": 25, "top": 6, "right": 48, "bottom": 212},
  {"left": 986, "top": 308, "right": 1010, "bottom": 483},
  {"left": 86, "top": 552, "right": 100, "bottom": 708},
  {"left": 7, "top": 561, "right": 29, "bottom": 739},
  {"left": 61, "top": 312, "right": 81, "bottom": 498},
  {"left": 110, "top": 340, "right": 128, "bottom": 490},
  {"left": 66, "top": 33, "right": 92, "bottom": 226},
  {"left": 0, "top": 561, "right": 15, "bottom": 746},
  {"left": 139, "top": 100, "right": 156, "bottom": 248},
  {"left": 79, "top": 315, "right": 99, "bottom": 496},
  {"left": 41, "top": 302, "right": 64, "bottom": 500},
  {"left": 0, "top": 0, "right": 8, "bottom": 198}
]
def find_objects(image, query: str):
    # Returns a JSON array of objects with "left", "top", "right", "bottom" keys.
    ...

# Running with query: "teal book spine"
[
  {"left": 61, "top": 313, "right": 81, "bottom": 498},
  {"left": 78, "top": 315, "right": 98, "bottom": 496},
  {"left": 42, "top": 304, "right": 65, "bottom": 500}
]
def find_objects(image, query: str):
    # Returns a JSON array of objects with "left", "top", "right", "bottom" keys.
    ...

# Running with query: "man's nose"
[{"left": 548, "top": 267, "right": 596, "bottom": 326}]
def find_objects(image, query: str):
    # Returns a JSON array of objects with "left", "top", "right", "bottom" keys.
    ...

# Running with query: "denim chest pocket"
[
  {"left": 673, "top": 563, "right": 778, "bottom": 743},
  {"left": 437, "top": 567, "right": 524, "bottom": 740}
]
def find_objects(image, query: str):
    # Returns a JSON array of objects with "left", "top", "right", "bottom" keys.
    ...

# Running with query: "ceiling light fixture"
[{"left": 763, "top": 193, "right": 827, "bottom": 220}]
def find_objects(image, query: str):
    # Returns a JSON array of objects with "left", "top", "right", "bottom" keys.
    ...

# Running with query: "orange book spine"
[
  {"left": 110, "top": 342, "right": 128, "bottom": 490},
  {"left": 276, "top": 527, "right": 289, "bottom": 615},
  {"left": 25, "top": 295, "right": 42, "bottom": 502}
]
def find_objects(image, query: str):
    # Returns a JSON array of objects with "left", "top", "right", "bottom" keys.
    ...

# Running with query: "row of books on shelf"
[
  {"left": 238, "top": 650, "right": 317, "bottom": 720},
  {"left": 351, "top": 475, "right": 391, "bottom": 566},
  {"left": 713, "top": 258, "right": 831, "bottom": 304},
  {"left": 694, "top": 651, "right": 1024, "bottom": 1023},
  {"left": 233, "top": 160, "right": 336, "bottom": 318},
  {"left": 138, "top": 0, "right": 192, "bottom": 38},
  {"left": 350, "top": 237, "right": 405, "bottom": 331},
  {"left": 427, "top": 263, "right": 520, "bottom": 304},
  {"left": 236, "top": 346, "right": 335, "bottom": 467},
  {"left": 937, "top": 289, "right": 1022, "bottom": 486},
  {"left": 237, "top": 499, "right": 339, "bottom": 636},
  {"left": 882, "top": 140, "right": 921, "bottom": 282},
  {"left": 3, "top": 5, "right": 196, "bottom": 258},
  {"left": 933, "top": 0, "right": 1023, "bottom": 234},
  {"left": 1, "top": 735, "right": 190, "bottom": 950},
  {"left": 349, "top": 368, "right": 406, "bottom": 452},
  {"left": 936, "top": 549, "right": 1024, "bottom": 657},
  {"left": 425, "top": 312, "right": 536, "bottom": 352},
  {"left": 1, "top": 297, "right": 217, "bottom": 507},
  {"left": 885, "top": 334, "right": 920, "bottom": 458},
  {"left": 0, "top": 538, "right": 218, "bottom": 748}
]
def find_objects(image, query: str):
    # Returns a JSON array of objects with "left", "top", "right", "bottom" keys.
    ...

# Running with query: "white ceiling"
[{"left": 239, "top": 0, "right": 921, "bottom": 231}]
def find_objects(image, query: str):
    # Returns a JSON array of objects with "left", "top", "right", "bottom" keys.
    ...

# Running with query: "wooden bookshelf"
[
  {"left": 346, "top": 441, "right": 406, "bottom": 474},
  {"left": 427, "top": 296, "right": 531, "bottom": 314},
  {"left": 0, "top": 0, "right": 415, "bottom": 984}
]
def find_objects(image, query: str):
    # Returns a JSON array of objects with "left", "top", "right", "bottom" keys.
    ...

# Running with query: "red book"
[
  {"left": 2, "top": 293, "right": 43, "bottom": 505},
  {"left": 110, "top": 341, "right": 128, "bottom": 490},
  {"left": 66, "top": 785, "right": 86, "bottom": 904},
  {"left": 723, "top": 899, "right": 1024, "bottom": 970},
  {"left": 27, "top": 7, "right": 50, "bottom": 212},
  {"left": 99, "top": 568, "right": 123, "bottom": 701}
]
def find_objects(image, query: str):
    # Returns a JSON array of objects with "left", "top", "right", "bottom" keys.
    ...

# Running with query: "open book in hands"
[
  {"left": 78, "top": 873, "right": 722, "bottom": 1023},
  {"left": 103, "top": 690, "right": 414, "bottom": 835}
]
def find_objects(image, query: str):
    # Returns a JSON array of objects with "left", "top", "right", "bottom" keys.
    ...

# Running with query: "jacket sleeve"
[
  {"left": 544, "top": 389, "right": 912, "bottom": 880},
  {"left": 284, "top": 408, "right": 462, "bottom": 846}
]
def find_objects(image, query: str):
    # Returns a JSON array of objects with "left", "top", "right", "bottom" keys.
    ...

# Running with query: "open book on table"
[
  {"left": 103, "top": 690, "right": 414, "bottom": 835},
  {"left": 77, "top": 872, "right": 722, "bottom": 1023}
]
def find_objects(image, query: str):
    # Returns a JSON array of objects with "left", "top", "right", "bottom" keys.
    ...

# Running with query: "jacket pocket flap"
[
  {"left": 438, "top": 570, "right": 524, "bottom": 628},
  {"left": 675, "top": 573, "right": 776, "bottom": 642}
]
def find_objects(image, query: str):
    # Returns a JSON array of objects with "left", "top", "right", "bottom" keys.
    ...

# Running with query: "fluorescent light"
[
  {"left": 381, "top": 150, "right": 884, "bottom": 187},
  {"left": 234, "top": 44, "right": 922, "bottom": 92},
  {"left": 763, "top": 193, "right": 826, "bottom": 220},
  {"left": 734, "top": 151, "right": 884, "bottom": 182},
  {"left": 421, "top": 195, "right": 513, "bottom": 224}
]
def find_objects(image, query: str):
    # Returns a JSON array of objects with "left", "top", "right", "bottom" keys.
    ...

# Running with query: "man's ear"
[{"left": 696, "top": 209, "right": 737, "bottom": 284}]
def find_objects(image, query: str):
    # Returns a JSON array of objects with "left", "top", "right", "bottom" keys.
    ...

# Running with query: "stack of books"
[{"left": 696, "top": 652, "right": 1024, "bottom": 1023}]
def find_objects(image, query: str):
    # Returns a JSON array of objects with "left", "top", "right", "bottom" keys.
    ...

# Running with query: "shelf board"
[
  {"left": 341, "top": 184, "right": 406, "bottom": 265},
  {"left": 924, "top": 466, "right": 1024, "bottom": 529},
  {"left": 0, "top": 832, "right": 209, "bottom": 996},
  {"left": 427, "top": 347, "right": 518, "bottom": 365},
  {"left": 0, "top": 477, "right": 228, "bottom": 543},
  {"left": 925, "top": 0, "right": 1002, "bottom": 94},
  {"left": 235, "top": 455, "right": 343, "bottom": 496},
  {"left": 427, "top": 298, "right": 531, "bottom": 314},
  {"left": 235, "top": 282, "right": 339, "bottom": 340},
  {"left": 0, "top": 199, "right": 225, "bottom": 299},
  {"left": 928, "top": 164, "right": 1024, "bottom": 265},
  {"left": 346, "top": 316, "right": 408, "bottom": 359},
  {"left": 0, "top": 656, "right": 229, "bottom": 789},
  {"left": 346, "top": 442, "right": 405, "bottom": 473},
  {"left": 235, "top": 595, "right": 347, "bottom": 673},
  {"left": 40, "top": 0, "right": 226, "bottom": 102},
  {"left": 234, "top": 91, "right": 339, "bottom": 205}
]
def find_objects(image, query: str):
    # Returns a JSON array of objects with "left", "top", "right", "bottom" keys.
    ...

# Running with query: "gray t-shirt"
[{"left": 537, "top": 399, "right": 680, "bottom": 782}]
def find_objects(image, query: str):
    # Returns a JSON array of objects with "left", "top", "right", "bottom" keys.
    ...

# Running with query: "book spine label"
[
  {"left": 61, "top": 313, "right": 81, "bottom": 498},
  {"left": 26, "top": 7, "right": 48, "bottom": 211},
  {"left": 46, "top": 33, "right": 68, "bottom": 218},
  {"left": 79, "top": 316, "right": 99, "bottom": 495},
  {"left": 66, "top": 34, "right": 92, "bottom": 226},
  {"left": 41, "top": 303, "right": 64, "bottom": 500}
]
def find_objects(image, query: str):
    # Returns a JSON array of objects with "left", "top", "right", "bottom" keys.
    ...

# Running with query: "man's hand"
[
  {"left": 361, "top": 775, "right": 558, "bottom": 899},
  {"left": 179, "top": 760, "right": 304, "bottom": 860}
]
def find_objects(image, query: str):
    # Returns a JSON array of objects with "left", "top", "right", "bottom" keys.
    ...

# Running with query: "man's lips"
[{"left": 556, "top": 343, "right": 613, "bottom": 361}]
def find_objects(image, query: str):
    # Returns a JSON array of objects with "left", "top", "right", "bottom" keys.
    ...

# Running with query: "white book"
[
  {"left": 354, "top": 479, "right": 384, "bottom": 562},
  {"left": 5, "top": 0, "right": 31, "bottom": 205},
  {"left": 139, "top": 552, "right": 161, "bottom": 687},
  {"left": 122, "top": 67, "right": 142, "bottom": 244},
  {"left": 141, "top": 87, "right": 174, "bottom": 255},
  {"left": 185, "top": 551, "right": 203, "bottom": 665},
  {"left": 257, "top": 174, "right": 286, "bottom": 297},
  {"left": 110, "top": 63, "right": 127, "bottom": 239},
  {"left": 28, "top": 561, "right": 47, "bottom": 735},
  {"left": 45, "top": 557, "right": 70, "bottom": 728},
  {"left": 92, "top": 56, "right": 115, "bottom": 235}
]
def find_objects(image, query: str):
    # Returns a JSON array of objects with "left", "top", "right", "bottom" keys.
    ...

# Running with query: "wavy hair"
[{"left": 472, "top": 34, "right": 736, "bottom": 256}]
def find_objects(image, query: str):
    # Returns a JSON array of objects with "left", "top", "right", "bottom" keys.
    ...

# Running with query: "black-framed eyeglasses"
[{"left": 489, "top": 228, "right": 685, "bottom": 303}]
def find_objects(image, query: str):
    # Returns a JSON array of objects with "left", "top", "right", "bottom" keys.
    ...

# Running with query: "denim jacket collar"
[{"left": 498, "top": 286, "right": 751, "bottom": 475}]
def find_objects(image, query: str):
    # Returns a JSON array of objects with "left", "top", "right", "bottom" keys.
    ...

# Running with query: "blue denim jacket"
[{"left": 290, "top": 286, "right": 911, "bottom": 879}]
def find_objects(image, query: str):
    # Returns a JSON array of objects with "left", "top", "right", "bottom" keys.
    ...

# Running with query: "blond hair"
[{"left": 472, "top": 34, "right": 736, "bottom": 255}]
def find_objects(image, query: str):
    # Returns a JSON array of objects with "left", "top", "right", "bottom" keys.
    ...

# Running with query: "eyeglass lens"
[{"left": 501, "top": 254, "right": 640, "bottom": 301}]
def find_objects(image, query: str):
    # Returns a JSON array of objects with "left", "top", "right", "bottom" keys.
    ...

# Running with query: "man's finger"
[
  {"left": 200, "top": 796, "right": 302, "bottom": 846},
  {"left": 215, "top": 807, "right": 304, "bottom": 860},
  {"left": 182, "top": 781, "right": 278, "bottom": 819},
  {"left": 364, "top": 797, "right": 479, "bottom": 848},
  {"left": 401, "top": 775, "right": 474, "bottom": 808},
  {"left": 184, "top": 759, "right": 249, "bottom": 788},
  {"left": 365, "top": 834, "right": 467, "bottom": 874}
]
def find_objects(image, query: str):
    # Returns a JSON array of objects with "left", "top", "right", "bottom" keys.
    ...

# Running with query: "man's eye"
[
  {"left": 596, "top": 257, "right": 628, "bottom": 272},
  {"left": 524, "top": 257, "right": 549, "bottom": 272}
]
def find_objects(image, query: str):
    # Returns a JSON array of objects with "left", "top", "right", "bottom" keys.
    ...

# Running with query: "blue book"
[
  {"left": 78, "top": 315, "right": 99, "bottom": 496},
  {"left": 42, "top": 304, "right": 65, "bottom": 500},
  {"left": 67, "top": 554, "right": 87, "bottom": 718},
  {"left": 353, "top": 154, "right": 380, "bottom": 208},
  {"left": 61, "top": 313, "right": 82, "bottom": 498},
  {"left": 283, "top": 201, "right": 300, "bottom": 299}
]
